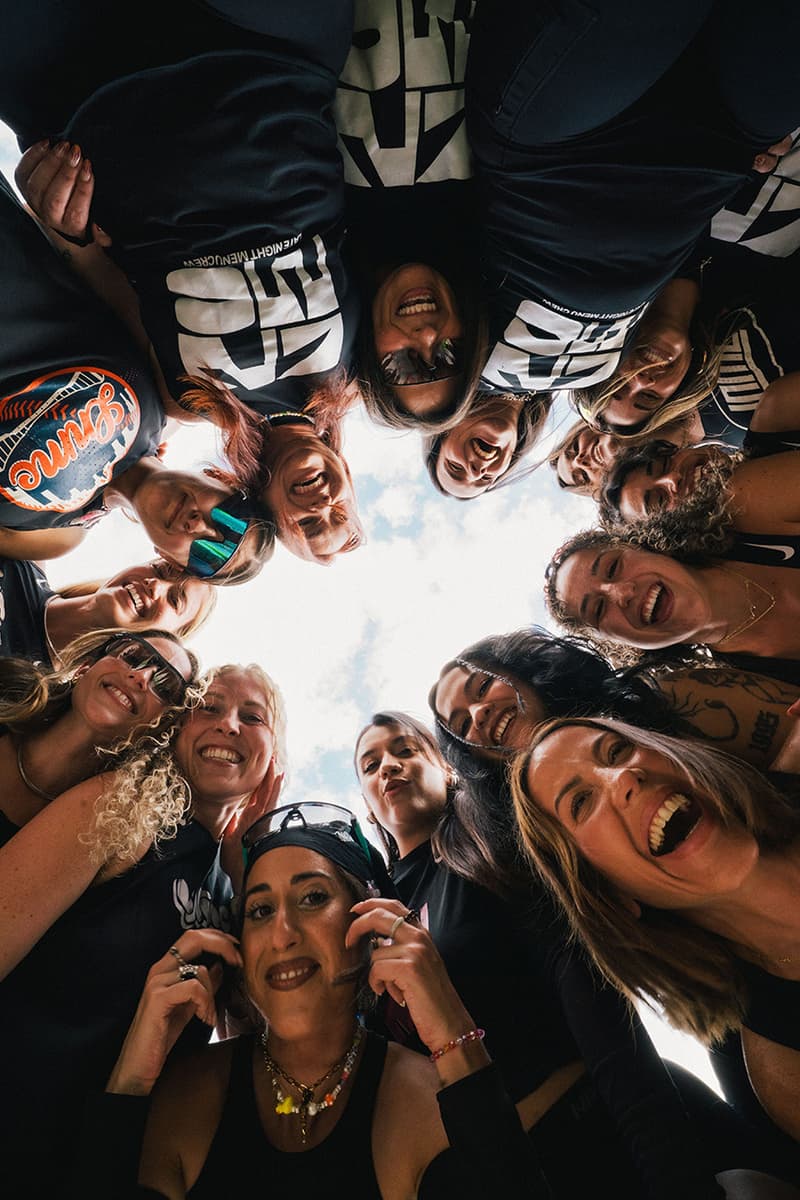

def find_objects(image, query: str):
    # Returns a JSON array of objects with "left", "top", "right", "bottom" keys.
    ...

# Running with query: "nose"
[
  {"left": 469, "top": 701, "right": 492, "bottom": 733},
  {"left": 380, "top": 752, "right": 402, "bottom": 778},
  {"left": 608, "top": 767, "right": 642, "bottom": 812},
  {"left": 601, "top": 579, "right": 636, "bottom": 608},
  {"left": 411, "top": 325, "right": 440, "bottom": 363},
  {"left": 214, "top": 707, "right": 240, "bottom": 736},
  {"left": 271, "top": 903, "right": 300, "bottom": 953}
]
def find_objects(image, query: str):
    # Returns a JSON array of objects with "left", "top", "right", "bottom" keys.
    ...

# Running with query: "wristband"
[{"left": 429, "top": 1027, "right": 485, "bottom": 1062}]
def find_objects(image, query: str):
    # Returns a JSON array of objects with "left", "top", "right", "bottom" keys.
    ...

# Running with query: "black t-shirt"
[
  {"left": 0, "top": 814, "right": 233, "bottom": 1200},
  {"left": 64, "top": 49, "right": 358, "bottom": 416},
  {"left": 475, "top": 43, "right": 761, "bottom": 395},
  {"left": 737, "top": 958, "right": 800, "bottom": 1051},
  {"left": 0, "top": 558, "right": 53, "bottom": 664},
  {"left": 0, "top": 176, "right": 164, "bottom": 531}
]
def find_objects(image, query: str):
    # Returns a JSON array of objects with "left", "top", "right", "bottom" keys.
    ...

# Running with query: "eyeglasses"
[
  {"left": 241, "top": 802, "right": 369, "bottom": 866},
  {"left": 379, "top": 338, "right": 463, "bottom": 387},
  {"left": 187, "top": 492, "right": 254, "bottom": 579},
  {"left": 98, "top": 633, "right": 190, "bottom": 707}
]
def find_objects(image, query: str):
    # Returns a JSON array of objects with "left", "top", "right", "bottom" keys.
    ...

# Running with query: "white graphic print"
[
  {"left": 167, "top": 235, "right": 344, "bottom": 389},
  {"left": 711, "top": 131, "right": 800, "bottom": 258},
  {"left": 481, "top": 298, "right": 644, "bottom": 392},
  {"left": 336, "top": 0, "right": 474, "bottom": 187},
  {"left": 715, "top": 310, "right": 782, "bottom": 416},
  {"left": 173, "top": 877, "right": 232, "bottom": 933}
]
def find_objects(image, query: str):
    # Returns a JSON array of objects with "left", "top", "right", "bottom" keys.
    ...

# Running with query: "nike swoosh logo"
[{"left": 740, "top": 542, "right": 796, "bottom": 561}]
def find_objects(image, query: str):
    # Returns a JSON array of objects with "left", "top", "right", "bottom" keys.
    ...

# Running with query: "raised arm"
[
  {"left": 654, "top": 667, "right": 800, "bottom": 773},
  {"left": 730, "top": 448, "right": 800, "bottom": 533},
  {"left": 0, "top": 525, "right": 86, "bottom": 561},
  {"left": 0, "top": 772, "right": 111, "bottom": 978},
  {"left": 748, "top": 372, "right": 800, "bottom": 438}
]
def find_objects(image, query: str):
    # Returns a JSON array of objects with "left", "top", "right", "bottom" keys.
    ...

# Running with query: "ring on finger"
[
  {"left": 178, "top": 962, "right": 200, "bottom": 981},
  {"left": 403, "top": 909, "right": 420, "bottom": 926},
  {"left": 388, "top": 914, "right": 405, "bottom": 941},
  {"left": 169, "top": 944, "right": 191, "bottom": 971}
]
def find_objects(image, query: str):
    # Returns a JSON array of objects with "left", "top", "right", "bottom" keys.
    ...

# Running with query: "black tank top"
[{"left": 188, "top": 1031, "right": 387, "bottom": 1199}]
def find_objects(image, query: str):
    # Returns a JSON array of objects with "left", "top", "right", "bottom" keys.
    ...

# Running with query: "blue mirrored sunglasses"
[{"left": 186, "top": 493, "right": 254, "bottom": 579}]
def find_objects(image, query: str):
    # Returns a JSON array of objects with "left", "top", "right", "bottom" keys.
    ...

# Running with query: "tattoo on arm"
[{"left": 748, "top": 709, "right": 780, "bottom": 755}]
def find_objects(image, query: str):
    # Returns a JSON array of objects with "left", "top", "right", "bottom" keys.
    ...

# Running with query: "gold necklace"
[
  {"left": 715, "top": 566, "right": 776, "bottom": 646},
  {"left": 261, "top": 1024, "right": 363, "bottom": 1144}
]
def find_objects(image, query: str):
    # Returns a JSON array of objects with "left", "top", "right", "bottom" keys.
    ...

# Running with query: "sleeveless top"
[{"left": 188, "top": 1031, "right": 386, "bottom": 1198}]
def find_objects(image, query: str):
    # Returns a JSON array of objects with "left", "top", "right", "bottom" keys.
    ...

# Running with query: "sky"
[{"left": 0, "top": 122, "right": 720, "bottom": 1093}]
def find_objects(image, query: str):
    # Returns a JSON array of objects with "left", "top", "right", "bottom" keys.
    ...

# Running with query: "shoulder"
[{"left": 372, "top": 1043, "right": 447, "bottom": 1199}]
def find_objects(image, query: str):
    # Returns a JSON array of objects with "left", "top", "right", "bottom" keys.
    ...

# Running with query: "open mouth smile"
[
  {"left": 640, "top": 583, "right": 671, "bottom": 626},
  {"left": 124, "top": 583, "right": 146, "bottom": 615},
  {"left": 200, "top": 746, "right": 243, "bottom": 764},
  {"left": 396, "top": 288, "right": 437, "bottom": 316},
  {"left": 490, "top": 707, "right": 517, "bottom": 747},
  {"left": 647, "top": 793, "right": 702, "bottom": 856},
  {"left": 472, "top": 438, "right": 500, "bottom": 463},
  {"left": 267, "top": 958, "right": 319, "bottom": 991},
  {"left": 104, "top": 683, "right": 136, "bottom": 714},
  {"left": 293, "top": 471, "right": 327, "bottom": 497}
]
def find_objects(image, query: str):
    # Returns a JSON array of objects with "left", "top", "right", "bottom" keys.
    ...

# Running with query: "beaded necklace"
[{"left": 261, "top": 1023, "right": 363, "bottom": 1144}]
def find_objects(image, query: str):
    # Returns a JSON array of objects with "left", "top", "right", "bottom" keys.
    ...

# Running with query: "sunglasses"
[
  {"left": 187, "top": 492, "right": 254, "bottom": 579},
  {"left": 98, "top": 633, "right": 189, "bottom": 707},
  {"left": 241, "top": 802, "right": 368, "bottom": 866},
  {"left": 379, "top": 338, "right": 463, "bottom": 387}
]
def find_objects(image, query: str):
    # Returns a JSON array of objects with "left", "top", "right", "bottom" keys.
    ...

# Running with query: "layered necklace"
[
  {"left": 715, "top": 566, "right": 776, "bottom": 646},
  {"left": 261, "top": 1023, "right": 364, "bottom": 1144}
]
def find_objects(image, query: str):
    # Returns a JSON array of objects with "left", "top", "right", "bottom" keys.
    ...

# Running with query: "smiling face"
[
  {"left": 555, "top": 426, "right": 619, "bottom": 492},
  {"left": 356, "top": 723, "right": 448, "bottom": 849},
  {"left": 601, "top": 321, "right": 693, "bottom": 430},
  {"left": 525, "top": 723, "right": 758, "bottom": 909},
  {"left": 372, "top": 263, "right": 464, "bottom": 419},
  {"left": 241, "top": 845, "right": 360, "bottom": 1034},
  {"left": 71, "top": 634, "right": 194, "bottom": 742},
  {"left": 261, "top": 430, "right": 364, "bottom": 565},
  {"left": 174, "top": 666, "right": 276, "bottom": 805},
  {"left": 89, "top": 561, "right": 210, "bottom": 634},
  {"left": 433, "top": 663, "right": 546, "bottom": 761},
  {"left": 555, "top": 543, "right": 710, "bottom": 649},
  {"left": 435, "top": 397, "right": 521, "bottom": 497},
  {"left": 614, "top": 445, "right": 722, "bottom": 522}
]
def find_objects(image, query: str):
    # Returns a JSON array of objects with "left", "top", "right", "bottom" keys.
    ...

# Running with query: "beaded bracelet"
[{"left": 429, "top": 1028, "right": 485, "bottom": 1063}]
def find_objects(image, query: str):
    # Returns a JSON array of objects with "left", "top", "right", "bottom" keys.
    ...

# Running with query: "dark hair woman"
[
  {"left": 0, "top": 660, "right": 285, "bottom": 1200},
  {"left": 512, "top": 715, "right": 800, "bottom": 1147},
  {"left": 76, "top": 802, "right": 545, "bottom": 1199},
  {"left": 354, "top": 710, "right": 798, "bottom": 1196}
]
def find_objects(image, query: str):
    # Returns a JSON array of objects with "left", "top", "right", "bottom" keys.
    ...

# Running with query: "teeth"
[
  {"left": 492, "top": 710, "right": 514, "bottom": 745},
  {"left": 125, "top": 584, "right": 144, "bottom": 614},
  {"left": 472, "top": 439, "right": 498, "bottom": 462},
  {"left": 396, "top": 300, "right": 437, "bottom": 315},
  {"left": 201, "top": 747, "right": 242, "bottom": 763},
  {"left": 648, "top": 794, "right": 690, "bottom": 854},
  {"left": 642, "top": 584, "right": 662, "bottom": 625},
  {"left": 294, "top": 471, "right": 325, "bottom": 494},
  {"left": 273, "top": 965, "right": 312, "bottom": 982},
  {"left": 107, "top": 685, "right": 133, "bottom": 711}
]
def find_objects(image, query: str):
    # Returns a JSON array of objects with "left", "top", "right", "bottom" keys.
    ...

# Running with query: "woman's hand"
[
  {"left": 752, "top": 134, "right": 794, "bottom": 174},
  {"left": 15, "top": 139, "right": 110, "bottom": 246},
  {"left": 346, "top": 899, "right": 480, "bottom": 1061},
  {"left": 106, "top": 930, "right": 242, "bottom": 1097},
  {"left": 220, "top": 759, "right": 284, "bottom": 894}
]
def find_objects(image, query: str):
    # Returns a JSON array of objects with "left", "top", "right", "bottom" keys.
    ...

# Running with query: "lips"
[
  {"left": 490, "top": 706, "right": 517, "bottom": 747},
  {"left": 396, "top": 288, "right": 437, "bottom": 316},
  {"left": 383, "top": 779, "right": 408, "bottom": 798},
  {"left": 124, "top": 582, "right": 147, "bottom": 615},
  {"left": 266, "top": 958, "right": 319, "bottom": 991},
  {"left": 103, "top": 682, "right": 136, "bottom": 714},
  {"left": 647, "top": 793, "right": 702, "bottom": 856},
  {"left": 471, "top": 437, "right": 499, "bottom": 463},
  {"left": 292, "top": 471, "right": 327, "bottom": 498},
  {"left": 200, "top": 746, "right": 243, "bottom": 764},
  {"left": 640, "top": 582, "right": 671, "bottom": 626},
  {"left": 165, "top": 492, "right": 187, "bottom": 532}
]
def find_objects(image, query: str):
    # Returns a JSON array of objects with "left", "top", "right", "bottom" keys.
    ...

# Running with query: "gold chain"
[{"left": 715, "top": 566, "right": 776, "bottom": 646}]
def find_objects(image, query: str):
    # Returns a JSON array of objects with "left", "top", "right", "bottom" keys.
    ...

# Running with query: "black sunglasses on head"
[
  {"left": 96, "top": 633, "right": 190, "bottom": 707},
  {"left": 380, "top": 338, "right": 464, "bottom": 387}
]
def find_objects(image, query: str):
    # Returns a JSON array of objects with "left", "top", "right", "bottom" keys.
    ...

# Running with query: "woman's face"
[
  {"left": 433, "top": 663, "right": 546, "bottom": 761},
  {"left": 435, "top": 399, "right": 521, "bottom": 497},
  {"left": 356, "top": 724, "right": 448, "bottom": 838},
  {"left": 241, "top": 845, "right": 360, "bottom": 1032},
  {"left": 71, "top": 634, "right": 194, "bottom": 739},
  {"left": 89, "top": 561, "right": 209, "bottom": 634},
  {"left": 131, "top": 469, "right": 256, "bottom": 579},
  {"left": 600, "top": 320, "right": 692, "bottom": 430},
  {"left": 555, "top": 543, "right": 710, "bottom": 649},
  {"left": 613, "top": 446, "right": 722, "bottom": 521},
  {"left": 175, "top": 667, "right": 275, "bottom": 803},
  {"left": 555, "top": 426, "right": 618, "bottom": 492},
  {"left": 525, "top": 724, "right": 758, "bottom": 909},
  {"left": 261, "top": 431, "right": 364, "bottom": 565},
  {"left": 372, "top": 263, "right": 464, "bottom": 419}
]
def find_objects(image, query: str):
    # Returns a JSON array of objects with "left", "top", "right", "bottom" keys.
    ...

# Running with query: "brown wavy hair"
[{"left": 510, "top": 715, "right": 800, "bottom": 1043}]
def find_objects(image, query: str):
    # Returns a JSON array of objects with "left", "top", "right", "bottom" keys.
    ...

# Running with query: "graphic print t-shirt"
[
  {"left": 0, "top": 557, "right": 53, "bottom": 662},
  {"left": 66, "top": 49, "right": 358, "bottom": 415},
  {"left": 0, "top": 176, "right": 163, "bottom": 530}
]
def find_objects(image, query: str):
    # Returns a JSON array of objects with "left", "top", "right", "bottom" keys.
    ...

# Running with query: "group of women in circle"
[{"left": 3, "top": 0, "right": 800, "bottom": 1197}]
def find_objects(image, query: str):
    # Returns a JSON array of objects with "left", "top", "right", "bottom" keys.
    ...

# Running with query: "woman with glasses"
[
  {"left": 0, "top": 659, "right": 285, "bottom": 1200},
  {"left": 353, "top": 711, "right": 795, "bottom": 1195}
]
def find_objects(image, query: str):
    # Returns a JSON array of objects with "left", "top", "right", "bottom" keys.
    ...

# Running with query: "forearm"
[{"left": 0, "top": 524, "right": 85, "bottom": 561}]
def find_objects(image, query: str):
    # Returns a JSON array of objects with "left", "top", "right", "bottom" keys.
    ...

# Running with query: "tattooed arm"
[{"left": 654, "top": 668, "right": 800, "bottom": 772}]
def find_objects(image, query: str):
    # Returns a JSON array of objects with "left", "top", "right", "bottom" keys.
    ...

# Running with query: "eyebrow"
[
  {"left": 578, "top": 554, "right": 603, "bottom": 622},
  {"left": 554, "top": 776, "right": 580, "bottom": 816}
]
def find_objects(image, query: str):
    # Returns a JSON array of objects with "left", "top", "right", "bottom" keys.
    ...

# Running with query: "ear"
[{"left": 446, "top": 771, "right": 459, "bottom": 789}]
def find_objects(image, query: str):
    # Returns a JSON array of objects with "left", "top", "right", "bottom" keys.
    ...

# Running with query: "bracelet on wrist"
[{"left": 429, "top": 1027, "right": 485, "bottom": 1063}]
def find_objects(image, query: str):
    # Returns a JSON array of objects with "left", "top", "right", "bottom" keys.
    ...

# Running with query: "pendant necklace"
[
  {"left": 715, "top": 566, "right": 776, "bottom": 646},
  {"left": 261, "top": 1023, "right": 363, "bottom": 1144}
]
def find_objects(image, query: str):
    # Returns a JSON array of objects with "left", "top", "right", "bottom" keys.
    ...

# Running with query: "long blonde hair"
[{"left": 510, "top": 715, "right": 800, "bottom": 1043}]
